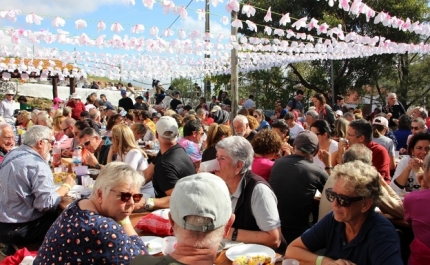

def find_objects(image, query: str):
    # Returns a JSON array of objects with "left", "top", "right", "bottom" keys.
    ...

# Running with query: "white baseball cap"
[{"left": 156, "top": 116, "right": 179, "bottom": 140}]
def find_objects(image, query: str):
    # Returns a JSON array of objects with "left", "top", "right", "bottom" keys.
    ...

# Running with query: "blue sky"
[{"left": 0, "top": 0, "right": 232, "bottom": 86}]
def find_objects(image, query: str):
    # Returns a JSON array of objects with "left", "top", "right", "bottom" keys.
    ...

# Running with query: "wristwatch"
[
  {"left": 94, "top": 164, "right": 101, "bottom": 169},
  {"left": 145, "top": 198, "right": 155, "bottom": 210}
]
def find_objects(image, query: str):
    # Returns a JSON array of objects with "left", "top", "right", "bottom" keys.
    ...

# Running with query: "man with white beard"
[
  {"left": 233, "top": 115, "right": 257, "bottom": 142},
  {"left": 0, "top": 125, "right": 75, "bottom": 256}
]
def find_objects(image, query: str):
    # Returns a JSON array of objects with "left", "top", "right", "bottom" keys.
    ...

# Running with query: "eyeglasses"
[
  {"left": 62, "top": 126, "right": 70, "bottom": 132},
  {"left": 110, "top": 190, "right": 143, "bottom": 203},
  {"left": 411, "top": 126, "right": 421, "bottom": 130},
  {"left": 325, "top": 188, "right": 365, "bottom": 207},
  {"left": 83, "top": 140, "right": 91, "bottom": 146},
  {"left": 42, "top": 138, "right": 55, "bottom": 145}
]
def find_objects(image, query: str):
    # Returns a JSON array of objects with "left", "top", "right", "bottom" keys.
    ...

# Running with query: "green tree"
[
  {"left": 237, "top": 0, "right": 429, "bottom": 108},
  {"left": 170, "top": 77, "right": 198, "bottom": 106}
]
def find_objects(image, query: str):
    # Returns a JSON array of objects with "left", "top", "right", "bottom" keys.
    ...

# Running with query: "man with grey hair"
[
  {"left": 139, "top": 116, "right": 196, "bottom": 210},
  {"left": 305, "top": 110, "right": 319, "bottom": 129},
  {"left": 233, "top": 114, "right": 256, "bottom": 141},
  {"left": 132, "top": 173, "right": 235, "bottom": 264},
  {"left": 269, "top": 131, "right": 327, "bottom": 244},
  {"left": 0, "top": 123, "right": 15, "bottom": 163},
  {"left": 318, "top": 143, "right": 403, "bottom": 220},
  {"left": 0, "top": 125, "right": 75, "bottom": 255},
  {"left": 215, "top": 136, "right": 286, "bottom": 253},
  {"left": 343, "top": 112, "right": 355, "bottom": 122}
]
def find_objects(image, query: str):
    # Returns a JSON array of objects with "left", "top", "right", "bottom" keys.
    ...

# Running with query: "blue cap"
[{"left": 120, "top": 89, "right": 127, "bottom": 94}]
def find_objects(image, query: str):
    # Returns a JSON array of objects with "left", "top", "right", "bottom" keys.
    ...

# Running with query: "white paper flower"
[
  {"left": 241, "top": 4, "right": 256, "bottom": 18},
  {"left": 25, "top": 13, "right": 43, "bottom": 25},
  {"left": 291, "top": 17, "right": 307, "bottom": 30},
  {"left": 111, "top": 23, "right": 124, "bottom": 32},
  {"left": 131, "top": 24, "right": 145, "bottom": 34},
  {"left": 264, "top": 26, "right": 272, "bottom": 35},
  {"left": 246, "top": 20, "right": 257, "bottom": 32},
  {"left": 226, "top": 0, "right": 240, "bottom": 13},
  {"left": 196, "top": 9, "right": 205, "bottom": 20},
  {"left": 75, "top": 19, "right": 87, "bottom": 29},
  {"left": 279, "top": 13, "right": 291, "bottom": 26},
  {"left": 97, "top": 21, "right": 106, "bottom": 31},
  {"left": 52, "top": 17, "right": 66, "bottom": 28},
  {"left": 220, "top": 16, "right": 229, "bottom": 25},
  {"left": 150, "top": 27, "right": 159, "bottom": 36},
  {"left": 178, "top": 30, "right": 186, "bottom": 39},
  {"left": 231, "top": 19, "right": 243, "bottom": 29},
  {"left": 264, "top": 7, "right": 272, "bottom": 22},
  {"left": 143, "top": 0, "right": 156, "bottom": 9}
]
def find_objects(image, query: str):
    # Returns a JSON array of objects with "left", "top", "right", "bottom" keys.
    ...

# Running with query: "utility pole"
[
  {"left": 330, "top": 60, "right": 335, "bottom": 106},
  {"left": 230, "top": 11, "right": 239, "bottom": 123},
  {"left": 204, "top": 0, "right": 211, "bottom": 99}
]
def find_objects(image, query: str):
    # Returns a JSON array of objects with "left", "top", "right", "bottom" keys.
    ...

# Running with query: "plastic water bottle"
[
  {"left": 72, "top": 147, "right": 82, "bottom": 167},
  {"left": 153, "top": 140, "right": 160, "bottom": 151},
  {"left": 100, "top": 121, "right": 106, "bottom": 136},
  {"left": 52, "top": 142, "right": 62, "bottom": 167}
]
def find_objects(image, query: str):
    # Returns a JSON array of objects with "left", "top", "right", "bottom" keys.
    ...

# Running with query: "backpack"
[{"left": 289, "top": 98, "right": 297, "bottom": 110}]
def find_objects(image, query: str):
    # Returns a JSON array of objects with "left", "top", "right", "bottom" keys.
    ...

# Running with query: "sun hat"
[
  {"left": 53, "top": 97, "right": 63, "bottom": 103},
  {"left": 5, "top": 89, "right": 15, "bottom": 95},
  {"left": 156, "top": 116, "right": 179, "bottom": 139},
  {"left": 71, "top": 93, "right": 81, "bottom": 100},
  {"left": 170, "top": 173, "right": 231, "bottom": 232}
]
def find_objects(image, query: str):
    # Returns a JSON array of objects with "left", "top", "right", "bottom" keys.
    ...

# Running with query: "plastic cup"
[
  {"left": 282, "top": 259, "right": 299, "bottom": 265},
  {"left": 199, "top": 159, "right": 220, "bottom": 172},
  {"left": 161, "top": 236, "right": 177, "bottom": 255}
]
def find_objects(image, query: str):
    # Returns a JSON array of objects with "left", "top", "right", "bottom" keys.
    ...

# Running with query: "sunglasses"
[
  {"left": 83, "top": 140, "right": 91, "bottom": 146},
  {"left": 110, "top": 189, "right": 143, "bottom": 203},
  {"left": 411, "top": 126, "right": 421, "bottom": 130},
  {"left": 43, "top": 138, "right": 55, "bottom": 145},
  {"left": 325, "top": 188, "right": 365, "bottom": 207}
]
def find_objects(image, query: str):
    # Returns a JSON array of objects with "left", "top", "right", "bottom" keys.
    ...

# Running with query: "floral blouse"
[{"left": 34, "top": 199, "right": 148, "bottom": 265}]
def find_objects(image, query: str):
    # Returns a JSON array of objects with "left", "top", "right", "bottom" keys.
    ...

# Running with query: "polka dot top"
[{"left": 34, "top": 199, "right": 148, "bottom": 264}]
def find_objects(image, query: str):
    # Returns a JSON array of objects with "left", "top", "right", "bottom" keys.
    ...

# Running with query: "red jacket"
[{"left": 67, "top": 101, "right": 86, "bottom": 120}]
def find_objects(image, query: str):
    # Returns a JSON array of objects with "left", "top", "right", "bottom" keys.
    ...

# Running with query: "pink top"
[
  {"left": 404, "top": 189, "right": 430, "bottom": 249},
  {"left": 251, "top": 157, "right": 274, "bottom": 181}
]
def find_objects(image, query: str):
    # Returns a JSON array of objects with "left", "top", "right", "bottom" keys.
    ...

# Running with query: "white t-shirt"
[
  {"left": 116, "top": 149, "right": 154, "bottom": 197},
  {"left": 0, "top": 99, "right": 15, "bottom": 123},
  {"left": 313, "top": 140, "right": 338, "bottom": 169},
  {"left": 289, "top": 123, "right": 304, "bottom": 139},
  {"left": 390, "top": 156, "right": 421, "bottom": 194}
]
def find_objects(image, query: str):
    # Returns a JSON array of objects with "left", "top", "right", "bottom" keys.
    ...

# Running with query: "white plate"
[
  {"left": 71, "top": 185, "right": 92, "bottom": 197},
  {"left": 225, "top": 244, "right": 276, "bottom": 262},
  {"left": 140, "top": 236, "right": 163, "bottom": 255}
]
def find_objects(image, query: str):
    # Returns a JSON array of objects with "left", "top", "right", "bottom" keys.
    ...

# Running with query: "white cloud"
[
  {"left": 2, "top": 0, "right": 124, "bottom": 17},
  {"left": 178, "top": 16, "right": 230, "bottom": 38}
]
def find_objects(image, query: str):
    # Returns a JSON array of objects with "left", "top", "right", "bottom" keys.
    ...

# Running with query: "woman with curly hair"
[
  {"left": 246, "top": 115, "right": 259, "bottom": 131},
  {"left": 251, "top": 129, "right": 282, "bottom": 181}
]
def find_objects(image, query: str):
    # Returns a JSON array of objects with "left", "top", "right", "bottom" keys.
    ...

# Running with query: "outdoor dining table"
[{"left": 58, "top": 197, "right": 284, "bottom": 264}]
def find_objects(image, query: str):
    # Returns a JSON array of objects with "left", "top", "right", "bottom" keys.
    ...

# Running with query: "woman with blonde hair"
[
  {"left": 332, "top": 117, "right": 349, "bottom": 142},
  {"left": 108, "top": 124, "right": 154, "bottom": 197},
  {"left": 16, "top": 110, "right": 31, "bottom": 129},
  {"left": 130, "top": 123, "right": 147, "bottom": 142},
  {"left": 202, "top": 123, "right": 232, "bottom": 162}
]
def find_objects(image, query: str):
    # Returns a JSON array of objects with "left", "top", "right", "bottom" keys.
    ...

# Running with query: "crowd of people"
[{"left": 0, "top": 86, "right": 428, "bottom": 264}]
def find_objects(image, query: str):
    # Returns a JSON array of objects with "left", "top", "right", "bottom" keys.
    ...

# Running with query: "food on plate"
[
  {"left": 53, "top": 172, "right": 76, "bottom": 183},
  {"left": 232, "top": 255, "right": 272, "bottom": 265}
]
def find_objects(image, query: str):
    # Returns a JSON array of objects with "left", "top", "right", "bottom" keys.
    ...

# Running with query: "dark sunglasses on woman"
[
  {"left": 325, "top": 188, "right": 365, "bottom": 207},
  {"left": 110, "top": 190, "right": 143, "bottom": 203}
]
